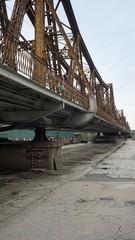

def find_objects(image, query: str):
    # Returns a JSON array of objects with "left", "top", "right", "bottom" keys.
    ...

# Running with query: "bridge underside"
[{"left": 0, "top": 65, "right": 123, "bottom": 134}]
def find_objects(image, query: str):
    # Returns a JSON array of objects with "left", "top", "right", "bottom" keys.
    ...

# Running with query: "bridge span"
[
  {"left": 0, "top": 0, "right": 130, "bottom": 170},
  {"left": 0, "top": 0, "right": 130, "bottom": 134}
]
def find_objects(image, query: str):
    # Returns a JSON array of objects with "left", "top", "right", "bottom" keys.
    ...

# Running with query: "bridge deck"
[{"left": 0, "top": 64, "right": 126, "bottom": 133}]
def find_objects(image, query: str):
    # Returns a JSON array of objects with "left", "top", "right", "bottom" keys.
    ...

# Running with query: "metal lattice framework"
[{"left": 0, "top": 0, "right": 130, "bottom": 132}]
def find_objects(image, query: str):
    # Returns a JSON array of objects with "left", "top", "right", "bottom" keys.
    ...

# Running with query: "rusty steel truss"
[{"left": 0, "top": 0, "right": 130, "bottom": 132}]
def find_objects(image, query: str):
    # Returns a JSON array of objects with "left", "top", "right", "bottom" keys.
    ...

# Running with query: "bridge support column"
[
  {"left": 103, "top": 133, "right": 118, "bottom": 143},
  {"left": 33, "top": 127, "right": 48, "bottom": 142},
  {"left": 109, "top": 135, "right": 118, "bottom": 143},
  {"left": 0, "top": 129, "right": 63, "bottom": 171}
]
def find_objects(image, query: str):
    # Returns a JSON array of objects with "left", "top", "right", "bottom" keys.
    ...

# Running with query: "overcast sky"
[
  {"left": 71, "top": 0, "right": 135, "bottom": 130},
  {"left": 6, "top": 1, "right": 135, "bottom": 130}
]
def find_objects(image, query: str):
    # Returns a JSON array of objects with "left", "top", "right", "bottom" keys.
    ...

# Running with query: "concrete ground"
[{"left": 0, "top": 139, "right": 135, "bottom": 240}]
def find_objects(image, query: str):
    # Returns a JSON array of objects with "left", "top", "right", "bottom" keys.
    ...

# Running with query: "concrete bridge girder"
[
  {"left": 0, "top": 103, "right": 65, "bottom": 122},
  {"left": 61, "top": 112, "right": 95, "bottom": 128},
  {"left": 88, "top": 95, "right": 97, "bottom": 113},
  {"left": 59, "top": 96, "right": 97, "bottom": 128}
]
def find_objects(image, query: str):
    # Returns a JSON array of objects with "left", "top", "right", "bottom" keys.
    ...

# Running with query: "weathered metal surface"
[{"left": 0, "top": 0, "right": 130, "bottom": 133}]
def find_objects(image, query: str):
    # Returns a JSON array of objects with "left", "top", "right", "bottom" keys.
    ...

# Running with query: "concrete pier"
[{"left": 0, "top": 141, "right": 63, "bottom": 170}]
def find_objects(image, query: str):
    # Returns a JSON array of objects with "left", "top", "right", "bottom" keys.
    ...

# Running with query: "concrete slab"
[{"left": 0, "top": 139, "right": 135, "bottom": 240}]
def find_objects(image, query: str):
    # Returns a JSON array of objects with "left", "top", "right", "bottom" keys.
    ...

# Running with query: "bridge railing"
[{"left": 0, "top": 38, "right": 89, "bottom": 109}]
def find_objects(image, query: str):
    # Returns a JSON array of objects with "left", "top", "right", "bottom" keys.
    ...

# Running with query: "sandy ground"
[{"left": 0, "top": 139, "right": 135, "bottom": 240}]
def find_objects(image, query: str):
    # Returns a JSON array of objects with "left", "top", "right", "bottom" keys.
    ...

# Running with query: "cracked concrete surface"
[{"left": 0, "top": 139, "right": 135, "bottom": 239}]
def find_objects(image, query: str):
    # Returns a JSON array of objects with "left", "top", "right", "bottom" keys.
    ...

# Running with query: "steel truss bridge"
[{"left": 0, "top": 0, "right": 130, "bottom": 135}]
